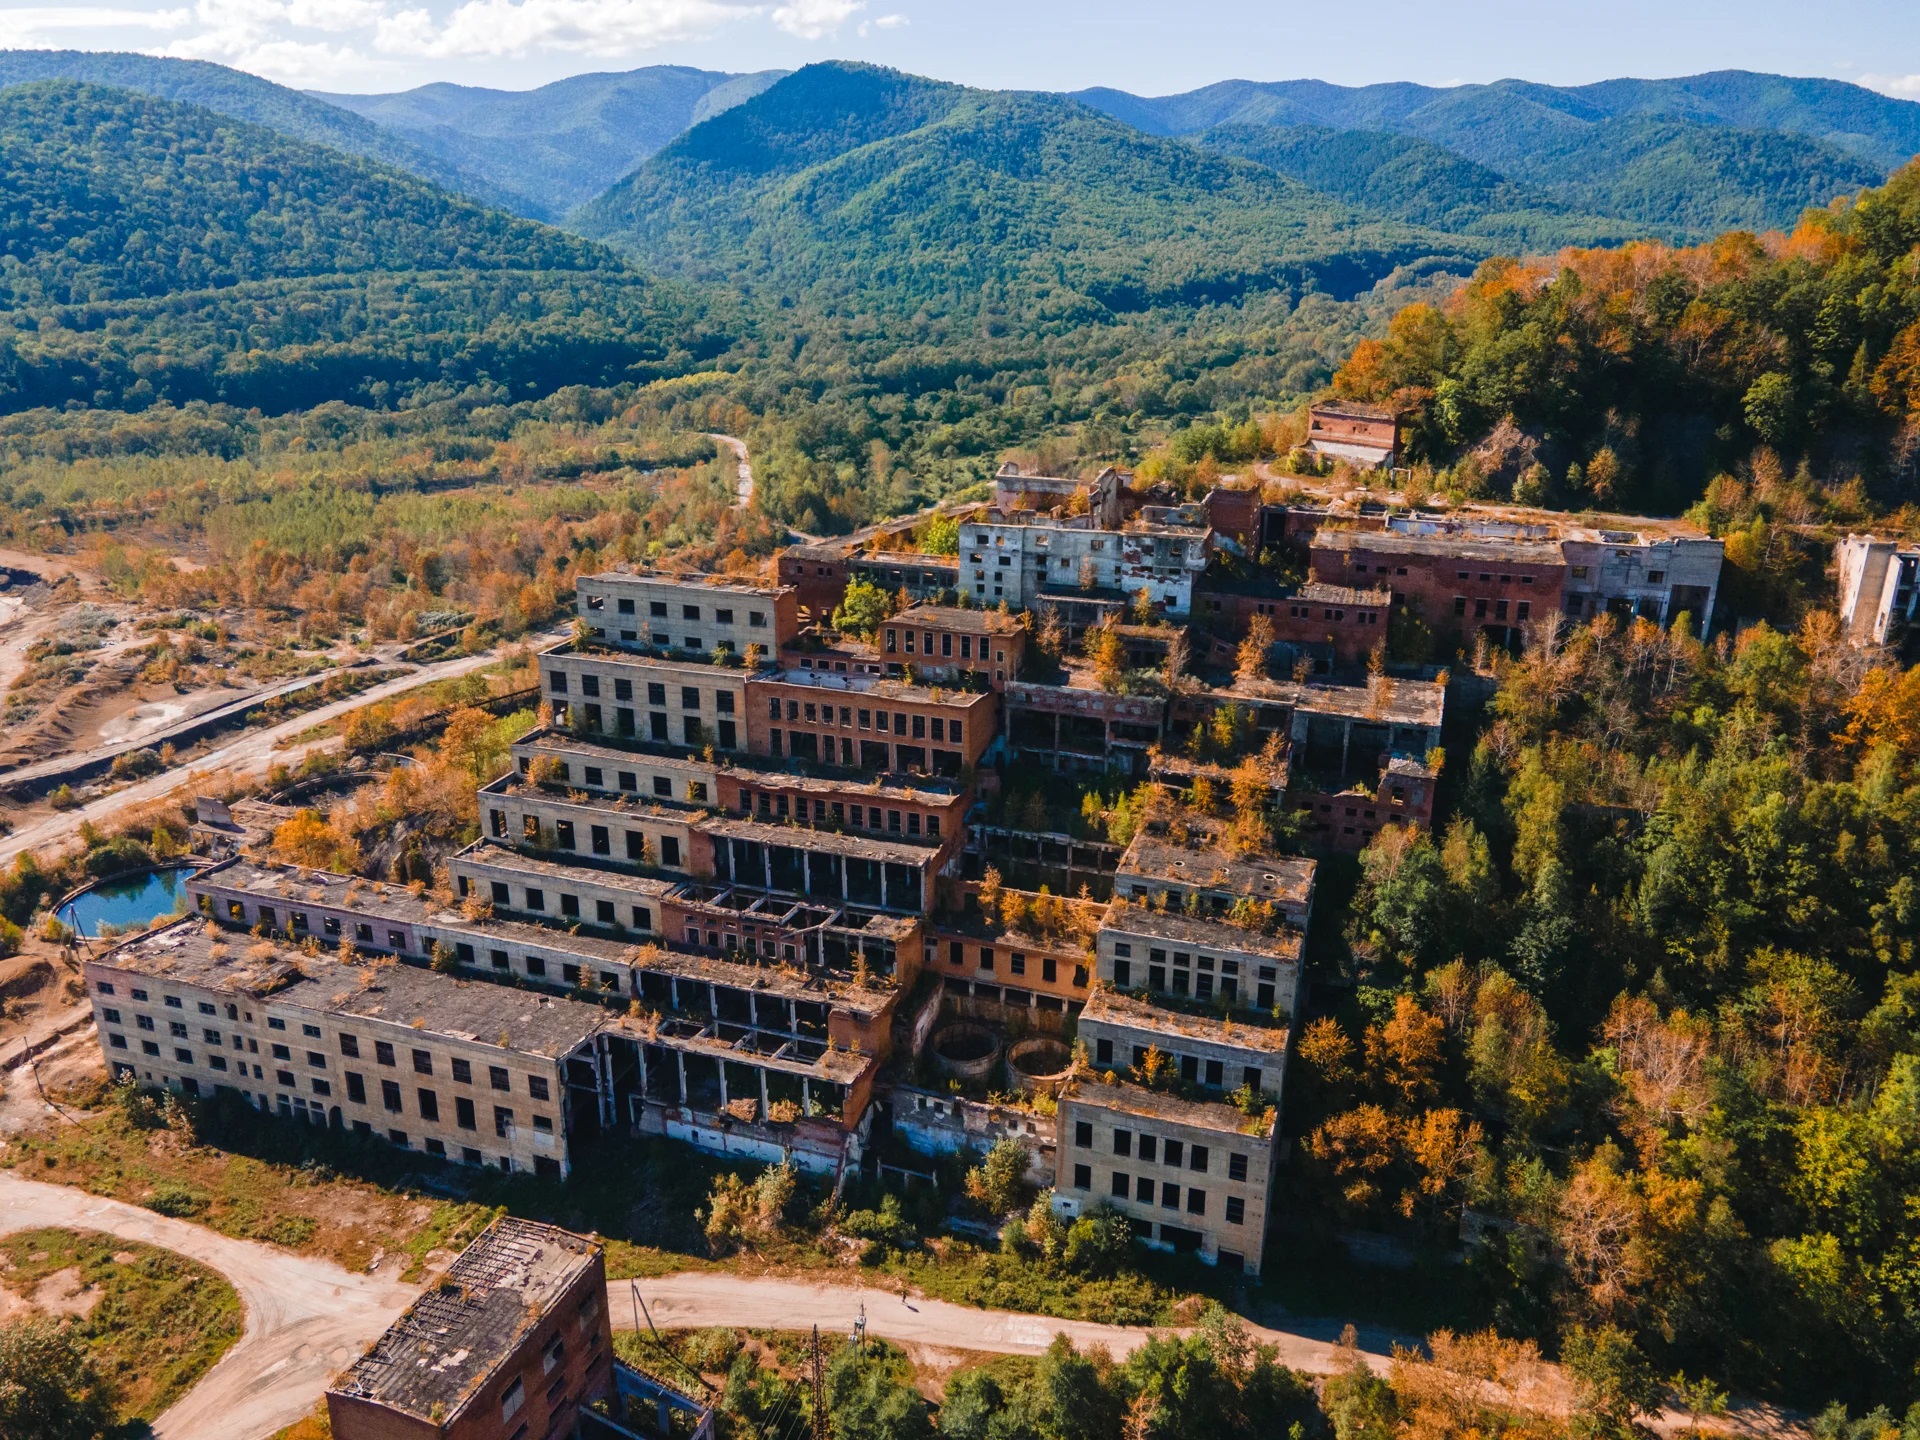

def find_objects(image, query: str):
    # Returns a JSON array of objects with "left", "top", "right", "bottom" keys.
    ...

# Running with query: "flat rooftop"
[
  {"left": 189, "top": 860, "right": 440, "bottom": 924},
  {"left": 583, "top": 568, "right": 788, "bottom": 598},
  {"left": 509, "top": 727, "right": 968, "bottom": 804},
  {"left": 633, "top": 936, "right": 896, "bottom": 1015},
  {"left": 1098, "top": 901, "right": 1302, "bottom": 963},
  {"left": 332, "top": 1218, "right": 599, "bottom": 1423},
  {"left": 1220, "top": 675, "right": 1446, "bottom": 729},
  {"left": 1116, "top": 829, "right": 1316, "bottom": 911},
  {"left": 700, "top": 815, "right": 940, "bottom": 866},
  {"left": 891, "top": 603, "right": 1024, "bottom": 635},
  {"left": 453, "top": 840, "right": 679, "bottom": 897},
  {"left": 1080, "top": 986, "right": 1289, "bottom": 1051},
  {"left": 95, "top": 920, "right": 606, "bottom": 1056},
  {"left": 1064, "top": 1076, "right": 1275, "bottom": 1136},
  {"left": 767, "top": 668, "right": 998, "bottom": 707},
  {"left": 1315, "top": 524, "right": 1564, "bottom": 566}
]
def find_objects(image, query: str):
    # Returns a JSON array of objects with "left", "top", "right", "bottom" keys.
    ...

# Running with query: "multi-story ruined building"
[
  {"left": 1304, "top": 402, "right": 1399, "bottom": 469},
  {"left": 1836, "top": 533, "right": 1920, "bottom": 648},
  {"left": 90, "top": 473, "right": 1407, "bottom": 1280}
]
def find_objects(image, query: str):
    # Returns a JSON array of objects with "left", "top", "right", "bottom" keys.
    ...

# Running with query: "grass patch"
[
  {"left": 0, "top": 1226, "right": 242, "bottom": 1430},
  {"left": 267, "top": 1402, "right": 332, "bottom": 1440}
]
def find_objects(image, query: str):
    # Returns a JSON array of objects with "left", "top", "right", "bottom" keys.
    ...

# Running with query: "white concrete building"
[{"left": 1837, "top": 533, "right": 1920, "bottom": 647}]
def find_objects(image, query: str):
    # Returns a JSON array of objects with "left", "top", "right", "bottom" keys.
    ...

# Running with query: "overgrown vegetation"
[{"left": 0, "top": 1227, "right": 242, "bottom": 1433}]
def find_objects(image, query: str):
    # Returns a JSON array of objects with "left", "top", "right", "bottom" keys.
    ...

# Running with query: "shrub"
[
  {"left": 145, "top": 1182, "right": 209, "bottom": 1218},
  {"left": 1063, "top": 1206, "right": 1134, "bottom": 1276},
  {"left": 256, "top": 1215, "right": 317, "bottom": 1247},
  {"left": 84, "top": 836, "right": 151, "bottom": 877},
  {"left": 702, "top": 1161, "right": 797, "bottom": 1253},
  {"left": 841, "top": 1193, "right": 918, "bottom": 1253},
  {"left": 0, "top": 1317, "right": 117, "bottom": 1440},
  {"left": 963, "top": 1137, "right": 1031, "bottom": 1218}
]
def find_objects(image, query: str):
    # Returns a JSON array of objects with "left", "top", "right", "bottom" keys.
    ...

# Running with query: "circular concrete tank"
[
  {"left": 930, "top": 1023, "right": 1002, "bottom": 1083},
  {"left": 1006, "top": 1037, "right": 1072, "bottom": 1096}
]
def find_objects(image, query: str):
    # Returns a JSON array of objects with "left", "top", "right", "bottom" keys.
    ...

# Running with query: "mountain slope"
[
  {"left": 575, "top": 63, "right": 1478, "bottom": 326},
  {"left": 1073, "top": 71, "right": 1920, "bottom": 167},
  {"left": 0, "top": 82, "right": 715, "bottom": 413},
  {"left": 315, "top": 65, "right": 786, "bottom": 218},
  {"left": 0, "top": 48, "right": 531, "bottom": 212},
  {"left": 1192, "top": 123, "right": 1641, "bottom": 249}
]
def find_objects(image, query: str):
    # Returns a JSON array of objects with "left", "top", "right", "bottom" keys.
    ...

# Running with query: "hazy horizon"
[{"left": 0, "top": 0, "right": 1914, "bottom": 101}]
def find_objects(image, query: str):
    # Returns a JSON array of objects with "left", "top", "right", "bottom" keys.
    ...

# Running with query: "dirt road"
[
  {"left": 615, "top": 1270, "right": 1396, "bottom": 1374},
  {"left": 0, "top": 1172, "right": 415, "bottom": 1440},
  {"left": 0, "top": 638, "right": 550, "bottom": 869},
  {"left": 708, "top": 432, "right": 754, "bottom": 511}
]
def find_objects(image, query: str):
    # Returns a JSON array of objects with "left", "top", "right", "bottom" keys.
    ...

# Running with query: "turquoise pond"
[{"left": 63, "top": 867, "right": 194, "bottom": 937}]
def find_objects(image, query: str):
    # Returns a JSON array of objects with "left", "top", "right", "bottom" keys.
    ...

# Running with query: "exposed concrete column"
[
  {"left": 636, "top": 1045, "right": 649, "bottom": 1102},
  {"left": 709, "top": 981, "right": 718, "bottom": 1014},
  {"left": 802, "top": 851, "right": 813, "bottom": 895},
  {"left": 763, "top": 847, "right": 773, "bottom": 890},
  {"left": 1340, "top": 719, "right": 1352, "bottom": 776},
  {"left": 802, "top": 1078, "right": 813, "bottom": 1116},
  {"left": 788, "top": 999, "right": 798, "bottom": 1033},
  {"left": 670, "top": 976, "right": 680, "bottom": 1011},
  {"left": 718, "top": 1061, "right": 729, "bottom": 1108},
  {"left": 880, "top": 865, "right": 889, "bottom": 911},
  {"left": 676, "top": 1050, "right": 687, "bottom": 1103},
  {"left": 758, "top": 1067, "right": 769, "bottom": 1118}
]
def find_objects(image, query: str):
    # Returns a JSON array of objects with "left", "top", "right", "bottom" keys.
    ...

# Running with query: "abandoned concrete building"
[
  {"left": 1836, "top": 532, "right": 1920, "bottom": 648},
  {"left": 94, "top": 469, "right": 1498, "bottom": 1281},
  {"left": 1304, "top": 402, "right": 1399, "bottom": 469}
]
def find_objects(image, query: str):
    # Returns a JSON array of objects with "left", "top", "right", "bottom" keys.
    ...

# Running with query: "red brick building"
[
  {"left": 744, "top": 672, "right": 995, "bottom": 776},
  {"left": 880, "top": 604, "right": 1026, "bottom": 690},
  {"left": 327, "top": 1218, "right": 610, "bottom": 1440},
  {"left": 1305, "top": 403, "right": 1398, "bottom": 469}
]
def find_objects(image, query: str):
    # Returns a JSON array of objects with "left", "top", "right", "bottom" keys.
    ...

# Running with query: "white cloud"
[
  {"left": 0, "top": 6, "right": 191, "bottom": 42},
  {"left": 1860, "top": 72, "right": 1920, "bottom": 98},
  {"left": 378, "top": 0, "right": 755, "bottom": 59},
  {"left": 872, "top": 11, "right": 904, "bottom": 26},
  {"left": 0, "top": 0, "right": 873, "bottom": 80},
  {"left": 768, "top": 0, "right": 861, "bottom": 40}
]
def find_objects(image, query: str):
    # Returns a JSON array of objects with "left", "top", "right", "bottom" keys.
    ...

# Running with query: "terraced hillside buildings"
[{"left": 82, "top": 474, "right": 1742, "bottom": 1274}]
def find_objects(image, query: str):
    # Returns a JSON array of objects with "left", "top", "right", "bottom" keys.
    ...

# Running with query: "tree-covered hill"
[
  {"left": 1193, "top": 122, "right": 1641, "bottom": 250},
  {"left": 0, "top": 49, "right": 528, "bottom": 212},
  {"left": 1080, "top": 71, "right": 1913, "bottom": 238},
  {"left": 0, "top": 81, "right": 721, "bottom": 413},
  {"left": 573, "top": 62, "right": 1479, "bottom": 326},
  {"left": 315, "top": 65, "right": 787, "bottom": 219},
  {"left": 1327, "top": 158, "right": 1920, "bottom": 514}
]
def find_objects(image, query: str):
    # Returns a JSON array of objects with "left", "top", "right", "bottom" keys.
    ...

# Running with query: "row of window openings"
[
  {"left": 884, "top": 629, "right": 999, "bottom": 662},
  {"left": 207, "top": 897, "right": 401, "bottom": 947},
  {"left": 770, "top": 699, "right": 962, "bottom": 744},
  {"left": 1453, "top": 596, "right": 1531, "bottom": 622},
  {"left": 554, "top": 706, "right": 735, "bottom": 749},
  {"left": 522, "top": 758, "right": 705, "bottom": 802},
  {"left": 584, "top": 596, "right": 767, "bottom": 626},
  {"left": 1081, "top": 1123, "right": 1254, "bottom": 1182},
  {"left": 481, "top": 877, "right": 653, "bottom": 940},
  {"left": 1087, "top": 1040, "right": 1263, "bottom": 1093},
  {"left": 744, "top": 792, "right": 938, "bottom": 837},
  {"left": 1067, "top": 1165, "right": 1239, "bottom": 1223},
  {"left": 944, "top": 942, "right": 1083, "bottom": 985},
  {"left": 493, "top": 812, "right": 681, "bottom": 868},
  {"left": 111, "top": 1045, "right": 553, "bottom": 1136},
  {"left": 550, "top": 675, "right": 736, "bottom": 710}
]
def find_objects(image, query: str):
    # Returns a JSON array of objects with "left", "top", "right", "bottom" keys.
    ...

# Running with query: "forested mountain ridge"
[
  {"left": 0, "top": 81, "right": 721, "bottom": 414},
  {"left": 1325, "top": 157, "right": 1920, "bottom": 521},
  {"left": 1075, "top": 70, "right": 1920, "bottom": 169},
  {"left": 573, "top": 62, "right": 1477, "bottom": 325},
  {"left": 1193, "top": 123, "right": 1643, "bottom": 250},
  {"left": 314, "top": 66, "right": 787, "bottom": 218},
  {"left": 0, "top": 49, "right": 530, "bottom": 212}
]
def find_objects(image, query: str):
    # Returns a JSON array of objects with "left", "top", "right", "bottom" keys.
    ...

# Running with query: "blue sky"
[{"left": 1, "top": 0, "right": 1917, "bottom": 98}]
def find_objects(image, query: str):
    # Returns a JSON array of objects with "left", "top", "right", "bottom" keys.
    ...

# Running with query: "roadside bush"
[
  {"left": 109, "top": 748, "right": 162, "bottom": 780},
  {"left": 144, "top": 1182, "right": 209, "bottom": 1218},
  {"left": 841, "top": 1193, "right": 918, "bottom": 1257},
  {"left": 1063, "top": 1206, "right": 1134, "bottom": 1277},
  {"left": 255, "top": 1215, "right": 318, "bottom": 1247},
  {"left": 701, "top": 1161, "right": 796, "bottom": 1254},
  {"left": 678, "top": 1327, "right": 743, "bottom": 1375}
]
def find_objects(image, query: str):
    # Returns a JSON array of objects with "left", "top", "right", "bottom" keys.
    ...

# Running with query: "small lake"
[{"left": 64, "top": 867, "right": 194, "bottom": 938}]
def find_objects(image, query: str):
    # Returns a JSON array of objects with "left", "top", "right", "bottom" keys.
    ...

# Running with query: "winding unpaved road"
[
  {"left": 0, "top": 1172, "right": 416, "bottom": 1440},
  {"left": 619, "top": 1270, "right": 1394, "bottom": 1373},
  {"left": 0, "top": 635, "right": 558, "bottom": 869},
  {"left": 708, "top": 431, "right": 754, "bottom": 512}
]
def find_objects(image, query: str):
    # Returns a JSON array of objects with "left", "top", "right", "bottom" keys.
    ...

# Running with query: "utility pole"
[{"left": 810, "top": 1324, "right": 828, "bottom": 1440}]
